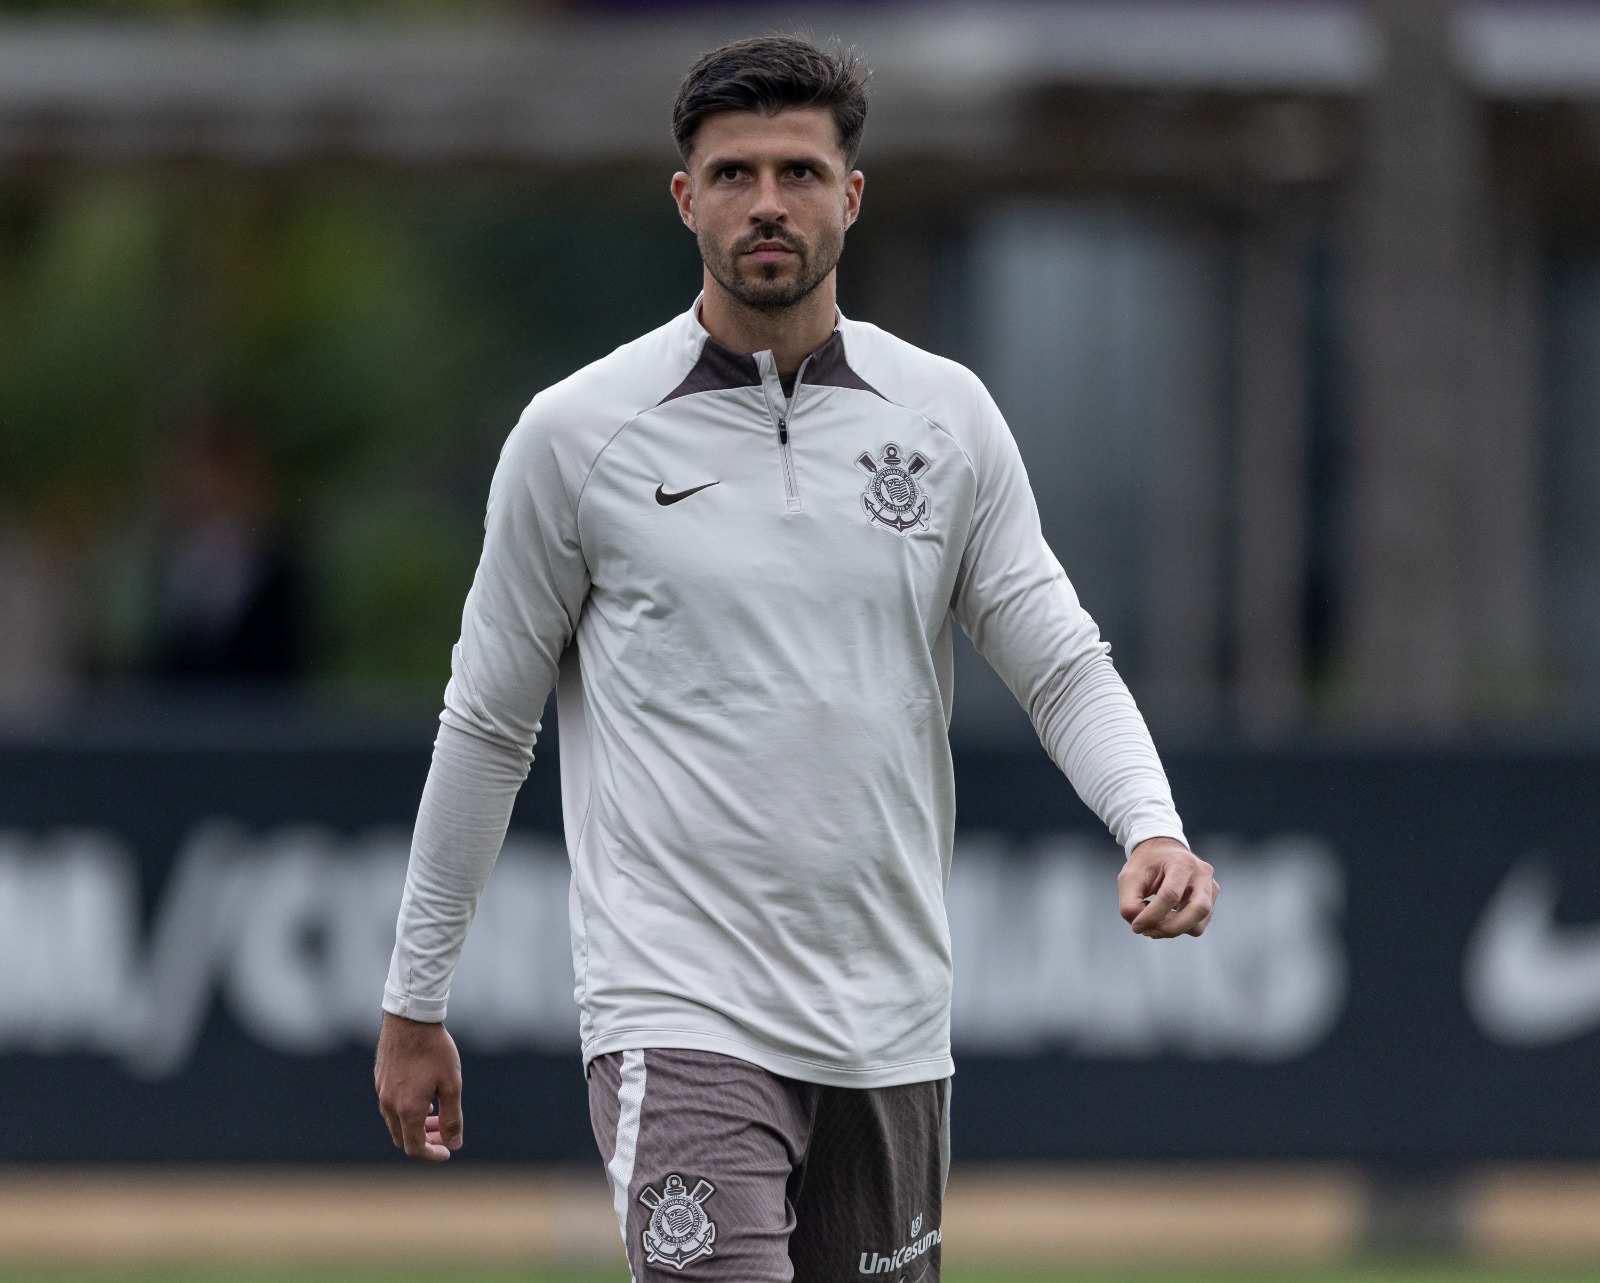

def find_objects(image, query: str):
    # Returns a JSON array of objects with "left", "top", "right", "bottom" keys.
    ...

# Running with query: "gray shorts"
[{"left": 588, "top": 1048, "right": 950, "bottom": 1283}]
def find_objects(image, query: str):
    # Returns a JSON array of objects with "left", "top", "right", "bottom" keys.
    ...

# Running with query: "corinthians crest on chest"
[{"left": 857, "top": 442, "right": 931, "bottom": 535}]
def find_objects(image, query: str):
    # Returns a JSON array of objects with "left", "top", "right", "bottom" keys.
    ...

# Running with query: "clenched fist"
[{"left": 1118, "top": 837, "right": 1219, "bottom": 938}]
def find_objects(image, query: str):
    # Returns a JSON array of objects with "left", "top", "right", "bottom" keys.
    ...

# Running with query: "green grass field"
[{"left": 4, "top": 1267, "right": 1600, "bottom": 1283}]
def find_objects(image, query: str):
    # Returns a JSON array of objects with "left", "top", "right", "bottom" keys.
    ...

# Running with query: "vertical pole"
[
  {"left": 1144, "top": 226, "right": 1230, "bottom": 732},
  {"left": 1466, "top": 197, "right": 1543, "bottom": 716},
  {"left": 1235, "top": 212, "right": 1311, "bottom": 736},
  {"left": 1344, "top": 0, "right": 1485, "bottom": 731}
]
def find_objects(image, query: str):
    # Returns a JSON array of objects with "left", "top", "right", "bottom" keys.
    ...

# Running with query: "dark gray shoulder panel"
[
  {"left": 809, "top": 330, "right": 886, "bottom": 398},
  {"left": 659, "top": 336, "right": 760, "bottom": 403}
]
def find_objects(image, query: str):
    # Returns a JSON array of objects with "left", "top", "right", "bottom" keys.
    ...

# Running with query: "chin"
[
  {"left": 750, "top": 263, "right": 795, "bottom": 286},
  {"left": 736, "top": 280, "right": 806, "bottom": 310}
]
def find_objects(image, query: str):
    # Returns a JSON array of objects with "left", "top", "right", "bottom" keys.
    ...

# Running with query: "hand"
[
  {"left": 374, "top": 1011, "right": 463, "bottom": 1161},
  {"left": 1118, "top": 837, "right": 1218, "bottom": 938}
]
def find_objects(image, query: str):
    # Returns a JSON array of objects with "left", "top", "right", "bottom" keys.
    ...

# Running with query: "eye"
[
  {"left": 791, "top": 165, "right": 813, "bottom": 180},
  {"left": 719, "top": 165, "right": 741, "bottom": 181}
]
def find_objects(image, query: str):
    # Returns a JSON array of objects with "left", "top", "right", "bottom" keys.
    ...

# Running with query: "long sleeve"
[
  {"left": 383, "top": 407, "right": 591, "bottom": 1021},
  {"left": 950, "top": 384, "right": 1186, "bottom": 854}
]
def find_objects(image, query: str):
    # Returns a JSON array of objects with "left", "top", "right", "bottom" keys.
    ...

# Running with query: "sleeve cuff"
[
  {"left": 1122, "top": 826, "right": 1189, "bottom": 857},
  {"left": 382, "top": 988, "right": 448, "bottom": 1023}
]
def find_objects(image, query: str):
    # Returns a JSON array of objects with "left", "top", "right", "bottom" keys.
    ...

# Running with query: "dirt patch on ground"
[
  {"left": 0, "top": 1163, "right": 1374, "bottom": 1268},
  {"left": 9, "top": 1163, "right": 1600, "bottom": 1267}
]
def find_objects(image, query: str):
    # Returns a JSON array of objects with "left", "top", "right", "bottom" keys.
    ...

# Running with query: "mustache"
[{"left": 735, "top": 225, "right": 806, "bottom": 255}]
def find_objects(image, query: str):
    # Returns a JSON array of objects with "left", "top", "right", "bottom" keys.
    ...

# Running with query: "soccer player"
[{"left": 375, "top": 34, "right": 1217, "bottom": 1282}]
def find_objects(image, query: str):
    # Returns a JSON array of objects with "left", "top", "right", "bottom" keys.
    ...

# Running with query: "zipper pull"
[{"left": 778, "top": 418, "right": 789, "bottom": 445}]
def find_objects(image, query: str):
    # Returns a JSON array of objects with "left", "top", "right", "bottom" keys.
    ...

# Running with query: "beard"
[{"left": 699, "top": 219, "right": 845, "bottom": 313}]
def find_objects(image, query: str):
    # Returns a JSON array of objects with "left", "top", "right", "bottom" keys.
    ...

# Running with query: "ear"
[
  {"left": 671, "top": 171, "right": 696, "bottom": 233},
  {"left": 844, "top": 170, "right": 865, "bottom": 231}
]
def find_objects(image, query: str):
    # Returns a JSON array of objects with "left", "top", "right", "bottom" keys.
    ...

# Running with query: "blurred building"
[{"left": 3, "top": 0, "right": 1600, "bottom": 743}]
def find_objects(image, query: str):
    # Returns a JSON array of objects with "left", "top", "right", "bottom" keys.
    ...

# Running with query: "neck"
[{"left": 698, "top": 270, "right": 839, "bottom": 373}]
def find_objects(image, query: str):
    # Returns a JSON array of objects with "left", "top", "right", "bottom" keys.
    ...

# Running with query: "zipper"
[
  {"left": 776, "top": 414, "right": 799, "bottom": 510},
  {"left": 760, "top": 351, "right": 810, "bottom": 513}
]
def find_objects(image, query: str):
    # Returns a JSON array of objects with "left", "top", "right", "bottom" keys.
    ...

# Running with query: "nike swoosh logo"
[
  {"left": 1466, "top": 858, "right": 1600, "bottom": 1046},
  {"left": 655, "top": 482, "right": 718, "bottom": 506}
]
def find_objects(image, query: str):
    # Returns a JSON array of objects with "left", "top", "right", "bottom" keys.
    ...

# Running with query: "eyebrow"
[{"left": 701, "top": 153, "right": 835, "bottom": 175}]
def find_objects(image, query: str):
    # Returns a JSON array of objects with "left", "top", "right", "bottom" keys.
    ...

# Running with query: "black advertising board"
[{"left": 1, "top": 735, "right": 1597, "bottom": 1164}]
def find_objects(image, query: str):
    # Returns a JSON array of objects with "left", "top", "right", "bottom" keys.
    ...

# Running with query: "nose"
[{"left": 747, "top": 169, "right": 787, "bottom": 226}]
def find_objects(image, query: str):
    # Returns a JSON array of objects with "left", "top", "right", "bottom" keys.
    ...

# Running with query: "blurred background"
[{"left": 7, "top": 0, "right": 1600, "bottom": 1279}]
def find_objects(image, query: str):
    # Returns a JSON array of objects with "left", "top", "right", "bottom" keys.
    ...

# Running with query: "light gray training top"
[{"left": 384, "top": 299, "right": 1187, "bottom": 1088}]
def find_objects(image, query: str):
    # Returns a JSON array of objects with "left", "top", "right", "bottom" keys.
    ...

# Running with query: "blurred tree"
[
  {"left": 0, "top": 170, "right": 701, "bottom": 711},
  {"left": 0, "top": 181, "right": 163, "bottom": 535}
]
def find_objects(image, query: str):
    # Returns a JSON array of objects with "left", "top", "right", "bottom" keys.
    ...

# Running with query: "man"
[{"left": 375, "top": 34, "right": 1217, "bottom": 1283}]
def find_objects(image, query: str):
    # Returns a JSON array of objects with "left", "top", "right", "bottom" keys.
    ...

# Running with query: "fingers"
[
  {"left": 1128, "top": 864, "right": 1190, "bottom": 935},
  {"left": 378, "top": 1094, "right": 404, "bottom": 1151},
  {"left": 1120, "top": 845, "right": 1219, "bottom": 939},
  {"left": 425, "top": 1112, "right": 458, "bottom": 1153},
  {"left": 374, "top": 1056, "right": 406, "bottom": 1151},
  {"left": 1175, "top": 876, "right": 1220, "bottom": 937},
  {"left": 1117, "top": 862, "right": 1157, "bottom": 925},
  {"left": 1145, "top": 876, "right": 1220, "bottom": 939},
  {"left": 398, "top": 1102, "right": 455, "bottom": 1162},
  {"left": 375, "top": 1059, "right": 423, "bottom": 1157},
  {"left": 436, "top": 1076, "right": 465, "bottom": 1153},
  {"left": 395, "top": 1096, "right": 442, "bottom": 1161}
]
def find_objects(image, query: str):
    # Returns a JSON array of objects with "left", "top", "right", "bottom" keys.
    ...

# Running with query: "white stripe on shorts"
[{"left": 607, "top": 1049, "right": 648, "bottom": 1273}]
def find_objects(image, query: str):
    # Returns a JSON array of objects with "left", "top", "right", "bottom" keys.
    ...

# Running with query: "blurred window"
[{"left": 941, "top": 201, "right": 1229, "bottom": 744}]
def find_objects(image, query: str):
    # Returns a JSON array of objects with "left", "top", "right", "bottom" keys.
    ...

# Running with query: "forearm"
[
  {"left": 1031, "top": 649, "right": 1187, "bottom": 854},
  {"left": 382, "top": 716, "right": 532, "bottom": 1020}
]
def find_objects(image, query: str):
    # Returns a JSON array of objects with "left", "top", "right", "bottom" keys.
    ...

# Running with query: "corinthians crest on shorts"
[
  {"left": 857, "top": 442, "right": 930, "bottom": 535},
  {"left": 639, "top": 1173, "right": 717, "bottom": 1269}
]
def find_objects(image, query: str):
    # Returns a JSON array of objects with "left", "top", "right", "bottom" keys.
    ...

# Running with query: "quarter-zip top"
[{"left": 385, "top": 300, "right": 1188, "bottom": 1090}]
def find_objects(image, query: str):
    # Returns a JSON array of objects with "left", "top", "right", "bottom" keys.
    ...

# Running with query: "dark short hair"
[{"left": 672, "top": 35, "right": 869, "bottom": 169}]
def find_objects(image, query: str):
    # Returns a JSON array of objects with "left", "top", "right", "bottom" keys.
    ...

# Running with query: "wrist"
[{"left": 1131, "top": 835, "right": 1189, "bottom": 855}]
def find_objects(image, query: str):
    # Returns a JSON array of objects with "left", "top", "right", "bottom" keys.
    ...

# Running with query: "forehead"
[{"left": 689, "top": 106, "right": 844, "bottom": 164}]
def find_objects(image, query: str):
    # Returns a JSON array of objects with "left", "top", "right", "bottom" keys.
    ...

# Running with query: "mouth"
[{"left": 742, "top": 239, "right": 800, "bottom": 264}]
